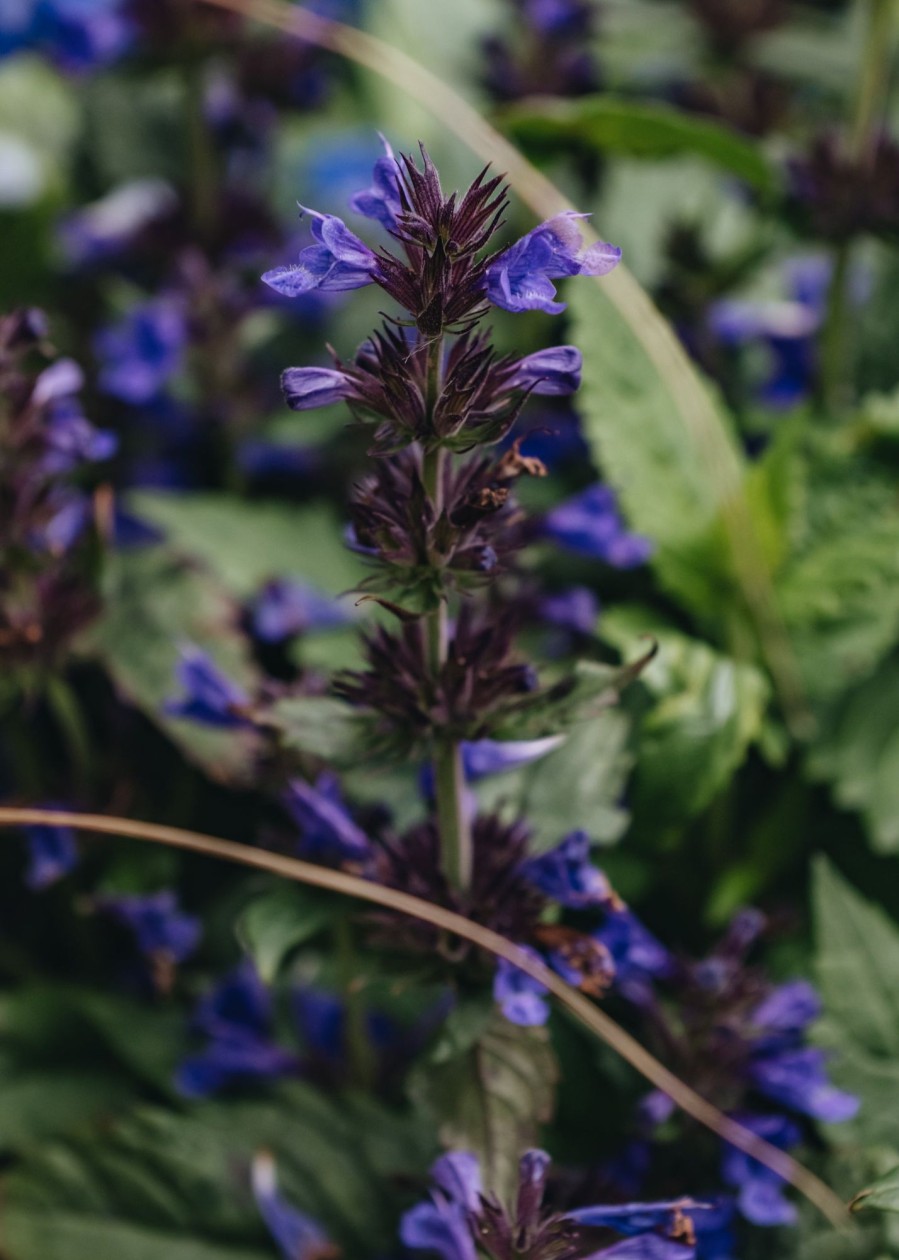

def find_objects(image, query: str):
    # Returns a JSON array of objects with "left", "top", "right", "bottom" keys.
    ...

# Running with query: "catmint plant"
[{"left": 263, "top": 142, "right": 620, "bottom": 902}]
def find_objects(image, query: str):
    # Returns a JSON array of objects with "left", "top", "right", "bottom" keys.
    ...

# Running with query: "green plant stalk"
[
  {"left": 422, "top": 338, "right": 473, "bottom": 893},
  {"left": 0, "top": 806, "right": 851, "bottom": 1232},
  {"left": 823, "top": 0, "right": 896, "bottom": 412},
  {"left": 335, "top": 911, "right": 376, "bottom": 1090},
  {"left": 182, "top": 52, "right": 217, "bottom": 238}
]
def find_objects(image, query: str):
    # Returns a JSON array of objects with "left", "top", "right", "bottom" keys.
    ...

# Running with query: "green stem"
[
  {"left": 181, "top": 49, "right": 217, "bottom": 238},
  {"left": 335, "top": 912, "right": 375, "bottom": 1090},
  {"left": 421, "top": 340, "right": 473, "bottom": 893},
  {"left": 822, "top": 0, "right": 896, "bottom": 413},
  {"left": 820, "top": 240, "right": 852, "bottom": 414}
]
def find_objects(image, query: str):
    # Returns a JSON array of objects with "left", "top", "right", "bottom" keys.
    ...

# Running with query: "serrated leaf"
[
  {"left": 501, "top": 96, "right": 778, "bottom": 194},
  {"left": 568, "top": 281, "right": 740, "bottom": 616},
  {"left": 80, "top": 548, "right": 260, "bottom": 783},
  {"left": 603, "top": 611, "right": 769, "bottom": 831},
  {"left": 1, "top": 1086, "right": 435, "bottom": 1260},
  {"left": 269, "top": 694, "right": 370, "bottom": 765},
  {"left": 476, "top": 711, "right": 633, "bottom": 851},
  {"left": 813, "top": 859, "right": 899, "bottom": 1061},
  {"left": 851, "top": 1164, "right": 899, "bottom": 1215},
  {"left": 408, "top": 1013, "right": 558, "bottom": 1204},
  {"left": 237, "top": 885, "right": 336, "bottom": 984},
  {"left": 809, "top": 659, "right": 899, "bottom": 854},
  {"left": 492, "top": 650, "right": 654, "bottom": 741},
  {"left": 0, "top": 1071, "right": 135, "bottom": 1155},
  {"left": 129, "top": 492, "right": 364, "bottom": 599}
]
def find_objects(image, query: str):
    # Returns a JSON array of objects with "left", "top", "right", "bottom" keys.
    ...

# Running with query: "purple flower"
[
  {"left": 238, "top": 439, "right": 322, "bottom": 489},
  {"left": 404, "top": 1150, "right": 701, "bottom": 1260},
  {"left": 35, "top": 491, "right": 91, "bottom": 555},
  {"left": 97, "top": 890, "right": 201, "bottom": 963},
  {"left": 58, "top": 178, "right": 177, "bottom": 268},
  {"left": 508, "top": 345, "right": 582, "bottom": 395},
  {"left": 540, "top": 586, "right": 600, "bottom": 635},
  {"left": 23, "top": 810, "right": 78, "bottom": 890},
  {"left": 493, "top": 949, "right": 551, "bottom": 1026},
  {"left": 520, "top": 830, "right": 612, "bottom": 909},
  {"left": 43, "top": 406, "right": 117, "bottom": 473},
  {"left": 748, "top": 1047, "right": 859, "bottom": 1123},
  {"left": 749, "top": 979, "right": 821, "bottom": 1041},
  {"left": 570, "top": 1198, "right": 703, "bottom": 1235},
  {"left": 176, "top": 964, "right": 299, "bottom": 1098},
  {"left": 95, "top": 298, "right": 187, "bottom": 406},
  {"left": 252, "top": 1152, "right": 334, "bottom": 1260},
  {"left": 462, "top": 734, "right": 565, "bottom": 779},
  {"left": 251, "top": 578, "right": 351, "bottom": 643},
  {"left": 283, "top": 775, "right": 372, "bottom": 864},
  {"left": 280, "top": 365, "right": 356, "bottom": 411},
  {"left": 164, "top": 646, "right": 253, "bottom": 729},
  {"left": 348, "top": 136, "right": 403, "bottom": 230},
  {"left": 32, "top": 357, "right": 84, "bottom": 407},
  {"left": 1, "top": 0, "right": 132, "bottom": 70},
  {"left": 594, "top": 908, "right": 673, "bottom": 1007},
  {"left": 262, "top": 208, "right": 377, "bottom": 296},
  {"left": 400, "top": 1152, "right": 482, "bottom": 1260},
  {"left": 486, "top": 212, "right": 620, "bottom": 315},
  {"left": 544, "top": 484, "right": 653, "bottom": 568},
  {"left": 524, "top": 0, "right": 593, "bottom": 35},
  {"left": 721, "top": 1114, "right": 800, "bottom": 1227}
]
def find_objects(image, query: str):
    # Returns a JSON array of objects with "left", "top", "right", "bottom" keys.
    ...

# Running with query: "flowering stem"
[{"left": 421, "top": 341, "right": 473, "bottom": 894}]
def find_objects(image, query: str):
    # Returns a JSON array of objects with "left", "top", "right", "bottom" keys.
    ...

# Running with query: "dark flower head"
[
  {"left": 348, "top": 446, "right": 537, "bottom": 606},
  {"left": 687, "top": 0, "right": 786, "bottom": 56},
  {"left": 403, "top": 1149, "right": 700, "bottom": 1260},
  {"left": 787, "top": 131, "right": 899, "bottom": 244},
  {"left": 335, "top": 604, "right": 538, "bottom": 750}
]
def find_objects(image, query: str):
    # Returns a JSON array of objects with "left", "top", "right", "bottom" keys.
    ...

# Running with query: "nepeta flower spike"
[{"left": 265, "top": 143, "right": 620, "bottom": 896}]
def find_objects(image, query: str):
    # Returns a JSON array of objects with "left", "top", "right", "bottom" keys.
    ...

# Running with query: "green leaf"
[
  {"left": 813, "top": 858, "right": 899, "bottom": 1061},
  {"left": 808, "top": 658, "right": 899, "bottom": 854},
  {"left": 80, "top": 548, "right": 260, "bottom": 783},
  {"left": 501, "top": 96, "right": 779, "bottom": 194},
  {"left": 269, "top": 695, "right": 370, "bottom": 765},
  {"left": 492, "top": 649, "right": 655, "bottom": 740},
  {"left": 2, "top": 1087, "right": 435, "bottom": 1260},
  {"left": 568, "top": 280, "right": 740, "bottom": 617},
  {"left": 130, "top": 492, "right": 364, "bottom": 600},
  {"left": 237, "top": 885, "right": 336, "bottom": 984},
  {"left": 0, "top": 1072, "right": 135, "bottom": 1156},
  {"left": 813, "top": 859, "right": 899, "bottom": 1151},
  {"left": 408, "top": 1013, "right": 558, "bottom": 1204},
  {"left": 776, "top": 429, "right": 899, "bottom": 705},
  {"left": 851, "top": 1164, "right": 899, "bottom": 1215},
  {"left": 475, "top": 711, "right": 633, "bottom": 851},
  {"left": 603, "top": 611, "right": 770, "bottom": 832}
]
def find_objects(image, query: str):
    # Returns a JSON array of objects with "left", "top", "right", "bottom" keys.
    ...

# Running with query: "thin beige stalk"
[{"left": 0, "top": 805, "right": 849, "bottom": 1231}]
